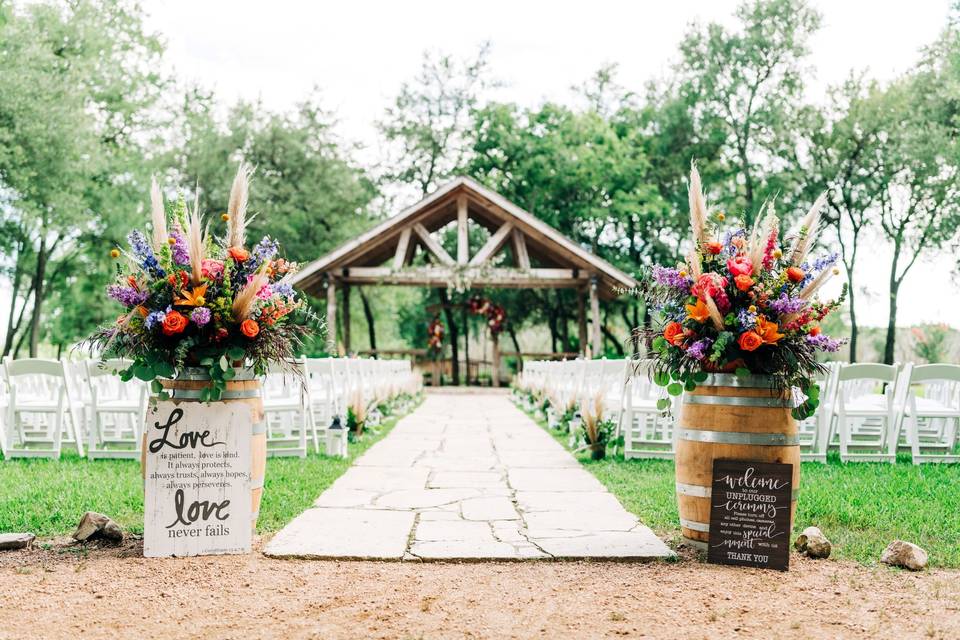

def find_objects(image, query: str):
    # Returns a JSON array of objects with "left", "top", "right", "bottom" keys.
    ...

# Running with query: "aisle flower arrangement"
[
  {"left": 640, "top": 165, "right": 846, "bottom": 419},
  {"left": 87, "top": 164, "right": 313, "bottom": 401},
  {"left": 426, "top": 316, "right": 445, "bottom": 355}
]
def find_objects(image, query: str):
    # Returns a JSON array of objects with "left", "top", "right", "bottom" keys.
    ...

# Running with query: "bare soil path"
[{"left": 1, "top": 540, "right": 958, "bottom": 639}]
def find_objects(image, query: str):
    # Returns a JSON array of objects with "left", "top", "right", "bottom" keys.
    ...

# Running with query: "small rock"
[
  {"left": 794, "top": 526, "right": 831, "bottom": 559},
  {"left": 72, "top": 512, "right": 124, "bottom": 543},
  {"left": 881, "top": 540, "right": 928, "bottom": 571},
  {"left": 0, "top": 533, "right": 35, "bottom": 551}
]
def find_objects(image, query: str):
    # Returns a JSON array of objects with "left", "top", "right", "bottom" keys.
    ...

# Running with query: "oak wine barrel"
[
  {"left": 675, "top": 373, "right": 799, "bottom": 549},
  {"left": 141, "top": 367, "right": 267, "bottom": 532}
]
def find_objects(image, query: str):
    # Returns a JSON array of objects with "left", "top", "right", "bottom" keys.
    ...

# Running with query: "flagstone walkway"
[{"left": 265, "top": 390, "right": 673, "bottom": 560}]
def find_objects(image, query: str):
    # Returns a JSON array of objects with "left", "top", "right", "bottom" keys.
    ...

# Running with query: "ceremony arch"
[{"left": 292, "top": 177, "right": 637, "bottom": 383}]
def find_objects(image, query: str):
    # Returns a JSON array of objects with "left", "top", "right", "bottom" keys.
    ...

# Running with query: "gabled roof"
[{"left": 292, "top": 176, "right": 637, "bottom": 299}]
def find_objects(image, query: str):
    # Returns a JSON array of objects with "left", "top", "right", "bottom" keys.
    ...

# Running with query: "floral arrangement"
[
  {"left": 426, "top": 316, "right": 445, "bottom": 355},
  {"left": 578, "top": 393, "right": 615, "bottom": 460},
  {"left": 87, "top": 164, "right": 313, "bottom": 401},
  {"left": 640, "top": 165, "right": 846, "bottom": 419},
  {"left": 468, "top": 296, "right": 507, "bottom": 337}
]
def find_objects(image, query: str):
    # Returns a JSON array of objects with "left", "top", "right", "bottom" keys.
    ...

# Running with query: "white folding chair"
[
  {"left": 2, "top": 358, "right": 84, "bottom": 458},
  {"left": 797, "top": 361, "right": 841, "bottom": 463},
  {"left": 832, "top": 363, "right": 904, "bottom": 463},
  {"left": 901, "top": 364, "right": 960, "bottom": 464},
  {"left": 261, "top": 359, "right": 309, "bottom": 458},
  {"left": 621, "top": 359, "right": 677, "bottom": 459},
  {"left": 85, "top": 359, "right": 148, "bottom": 459}
]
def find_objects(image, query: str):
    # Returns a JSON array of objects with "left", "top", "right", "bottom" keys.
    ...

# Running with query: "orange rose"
[
  {"left": 685, "top": 299, "right": 710, "bottom": 323},
  {"left": 755, "top": 316, "right": 785, "bottom": 345},
  {"left": 228, "top": 246, "right": 250, "bottom": 262},
  {"left": 734, "top": 274, "right": 754, "bottom": 292},
  {"left": 240, "top": 319, "right": 260, "bottom": 338},
  {"left": 704, "top": 241, "right": 723, "bottom": 255},
  {"left": 738, "top": 331, "right": 763, "bottom": 352},
  {"left": 786, "top": 266, "right": 805, "bottom": 283},
  {"left": 162, "top": 310, "right": 189, "bottom": 336},
  {"left": 663, "top": 321, "right": 685, "bottom": 346}
]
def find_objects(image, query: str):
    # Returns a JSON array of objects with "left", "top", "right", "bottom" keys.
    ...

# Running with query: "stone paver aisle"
[{"left": 265, "top": 391, "right": 673, "bottom": 560}]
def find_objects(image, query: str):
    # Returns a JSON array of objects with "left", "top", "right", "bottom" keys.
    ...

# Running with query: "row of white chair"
[
  {"left": 0, "top": 357, "right": 421, "bottom": 460},
  {"left": 515, "top": 359, "right": 960, "bottom": 464}
]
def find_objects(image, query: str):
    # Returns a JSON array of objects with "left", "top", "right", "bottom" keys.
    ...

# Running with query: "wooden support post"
[
  {"left": 492, "top": 333, "right": 500, "bottom": 388},
  {"left": 326, "top": 277, "right": 338, "bottom": 355},
  {"left": 589, "top": 276, "right": 601, "bottom": 358},
  {"left": 577, "top": 288, "right": 588, "bottom": 356},
  {"left": 342, "top": 284, "right": 351, "bottom": 355},
  {"left": 457, "top": 195, "right": 469, "bottom": 265}
]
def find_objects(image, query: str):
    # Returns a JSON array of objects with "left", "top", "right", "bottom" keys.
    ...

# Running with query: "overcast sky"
[{"left": 135, "top": 0, "right": 956, "bottom": 330}]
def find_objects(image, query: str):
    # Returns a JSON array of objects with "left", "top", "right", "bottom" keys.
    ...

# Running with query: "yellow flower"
[
  {"left": 773, "top": 248, "right": 783, "bottom": 259},
  {"left": 748, "top": 305, "right": 757, "bottom": 314},
  {"left": 110, "top": 249, "right": 120, "bottom": 259},
  {"left": 174, "top": 284, "right": 209, "bottom": 307},
  {"left": 167, "top": 236, "right": 176, "bottom": 245},
  {"left": 221, "top": 213, "right": 230, "bottom": 222},
  {"left": 716, "top": 211, "right": 726, "bottom": 221}
]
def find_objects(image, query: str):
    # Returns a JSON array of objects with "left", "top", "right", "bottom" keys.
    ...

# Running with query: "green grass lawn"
[
  {"left": 0, "top": 407, "right": 412, "bottom": 539},
  {"left": 532, "top": 411, "right": 960, "bottom": 568}
]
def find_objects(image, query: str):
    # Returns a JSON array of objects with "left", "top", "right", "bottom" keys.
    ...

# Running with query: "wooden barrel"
[
  {"left": 141, "top": 367, "right": 267, "bottom": 532},
  {"left": 675, "top": 373, "right": 799, "bottom": 549}
]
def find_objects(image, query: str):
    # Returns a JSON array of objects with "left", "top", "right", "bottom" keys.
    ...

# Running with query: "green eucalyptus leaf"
[
  {"left": 219, "top": 355, "right": 229, "bottom": 371},
  {"left": 693, "top": 371, "right": 709, "bottom": 383},
  {"left": 153, "top": 362, "right": 174, "bottom": 378},
  {"left": 150, "top": 380, "right": 164, "bottom": 394},
  {"left": 653, "top": 371, "right": 670, "bottom": 387},
  {"left": 656, "top": 398, "right": 670, "bottom": 411},
  {"left": 222, "top": 367, "right": 236, "bottom": 380},
  {"left": 667, "top": 382, "right": 683, "bottom": 396},
  {"left": 133, "top": 363, "right": 154, "bottom": 382},
  {"left": 684, "top": 379, "right": 697, "bottom": 392},
  {"left": 200, "top": 357, "right": 214, "bottom": 367},
  {"left": 735, "top": 367, "right": 751, "bottom": 378},
  {"left": 227, "top": 347, "right": 246, "bottom": 361}
]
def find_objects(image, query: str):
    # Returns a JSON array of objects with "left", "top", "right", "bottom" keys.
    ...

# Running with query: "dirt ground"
[{"left": 1, "top": 536, "right": 958, "bottom": 640}]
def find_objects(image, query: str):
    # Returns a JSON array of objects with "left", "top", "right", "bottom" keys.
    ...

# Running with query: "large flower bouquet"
[
  {"left": 468, "top": 296, "right": 507, "bottom": 337},
  {"left": 642, "top": 166, "right": 846, "bottom": 419},
  {"left": 87, "top": 164, "right": 313, "bottom": 401}
]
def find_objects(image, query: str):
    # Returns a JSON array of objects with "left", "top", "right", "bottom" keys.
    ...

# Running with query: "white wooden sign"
[{"left": 143, "top": 400, "right": 251, "bottom": 557}]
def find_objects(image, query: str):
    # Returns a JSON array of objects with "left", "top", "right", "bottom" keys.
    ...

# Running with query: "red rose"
[
  {"left": 738, "top": 331, "right": 763, "bottom": 352},
  {"left": 787, "top": 266, "right": 805, "bottom": 283},
  {"left": 727, "top": 255, "right": 754, "bottom": 277},
  {"left": 734, "top": 274, "right": 754, "bottom": 292},
  {"left": 663, "top": 322, "right": 685, "bottom": 347},
  {"left": 161, "top": 310, "right": 188, "bottom": 336}
]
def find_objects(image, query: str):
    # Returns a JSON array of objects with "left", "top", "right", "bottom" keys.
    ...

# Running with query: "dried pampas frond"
[
  {"left": 232, "top": 264, "right": 269, "bottom": 321},
  {"left": 150, "top": 177, "right": 167, "bottom": 251},
  {"left": 800, "top": 265, "right": 836, "bottom": 300},
  {"left": 702, "top": 292, "right": 726, "bottom": 331},
  {"left": 228, "top": 163, "right": 253, "bottom": 249},
  {"left": 580, "top": 392, "right": 605, "bottom": 444},
  {"left": 687, "top": 249, "right": 703, "bottom": 280},
  {"left": 789, "top": 193, "right": 826, "bottom": 266},
  {"left": 186, "top": 198, "right": 208, "bottom": 286},
  {"left": 688, "top": 164, "right": 709, "bottom": 247}
]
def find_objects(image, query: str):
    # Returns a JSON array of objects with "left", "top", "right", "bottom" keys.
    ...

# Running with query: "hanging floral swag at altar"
[
  {"left": 85, "top": 164, "right": 315, "bottom": 402},
  {"left": 638, "top": 164, "right": 846, "bottom": 420},
  {"left": 426, "top": 315, "right": 445, "bottom": 357},
  {"left": 468, "top": 296, "right": 506, "bottom": 337}
]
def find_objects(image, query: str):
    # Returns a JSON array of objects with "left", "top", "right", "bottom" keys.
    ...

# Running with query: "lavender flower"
[
  {"left": 249, "top": 236, "right": 279, "bottom": 270},
  {"left": 190, "top": 307, "right": 211, "bottom": 327},
  {"left": 686, "top": 338, "right": 714, "bottom": 361},
  {"left": 169, "top": 227, "right": 190, "bottom": 266},
  {"left": 145, "top": 310, "right": 166, "bottom": 330},
  {"left": 107, "top": 285, "right": 148, "bottom": 308},
  {"left": 272, "top": 281, "right": 295, "bottom": 298},
  {"left": 767, "top": 293, "right": 808, "bottom": 315},
  {"left": 737, "top": 308, "right": 758, "bottom": 330},
  {"left": 800, "top": 252, "right": 839, "bottom": 287},
  {"left": 806, "top": 334, "right": 843, "bottom": 352},
  {"left": 127, "top": 230, "right": 165, "bottom": 278},
  {"left": 652, "top": 266, "right": 690, "bottom": 290}
]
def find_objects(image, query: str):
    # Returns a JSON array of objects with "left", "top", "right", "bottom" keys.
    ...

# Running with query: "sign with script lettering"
[
  {"left": 707, "top": 459, "right": 793, "bottom": 571},
  {"left": 143, "top": 400, "right": 251, "bottom": 557}
]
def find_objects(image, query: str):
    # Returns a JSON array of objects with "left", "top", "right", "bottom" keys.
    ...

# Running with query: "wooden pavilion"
[{"left": 291, "top": 177, "right": 638, "bottom": 380}]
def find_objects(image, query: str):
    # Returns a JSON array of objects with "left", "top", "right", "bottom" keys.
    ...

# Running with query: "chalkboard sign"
[
  {"left": 707, "top": 459, "right": 793, "bottom": 571},
  {"left": 143, "top": 401, "right": 252, "bottom": 557}
]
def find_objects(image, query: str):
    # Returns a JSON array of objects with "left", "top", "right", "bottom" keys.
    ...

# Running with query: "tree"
[
  {"left": 378, "top": 44, "right": 495, "bottom": 382},
  {"left": 674, "top": 0, "right": 821, "bottom": 223},
  {"left": 0, "top": 0, "right": 165, "bottom": 356},
  {"left": 804, "top": 76, "right": 891, "bottom": 362}
]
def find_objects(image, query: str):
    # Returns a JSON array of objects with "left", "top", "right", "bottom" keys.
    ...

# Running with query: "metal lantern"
[{"left": 326, "top": 415, "right": 348, "bottom": 458}]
